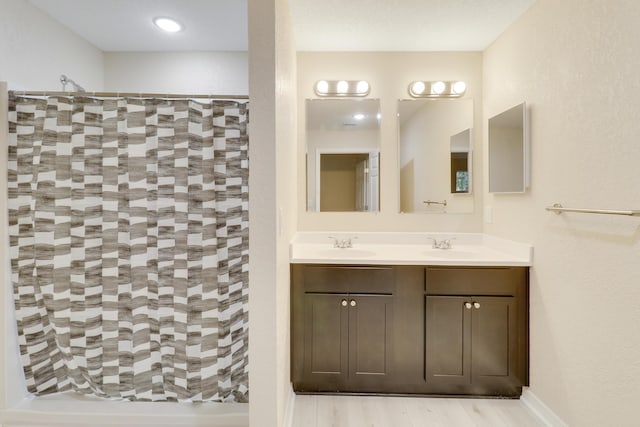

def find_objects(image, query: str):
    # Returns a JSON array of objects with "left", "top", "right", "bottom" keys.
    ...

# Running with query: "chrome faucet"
[
  {"left": 427, "top": 237, "right": 455, "bottom": 250},
  {"left": 329, "top": 236, "right": 358, "bottom": 249}
]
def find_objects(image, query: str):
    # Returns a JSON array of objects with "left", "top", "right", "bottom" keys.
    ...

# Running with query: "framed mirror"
[
  {"left": 306, "top": 99, "right": 380, "bottom": 212},
  {"left": 488, "top": 102, "right": 529, "bottom": 193},
  {"left": 398, "top": 99, "right": 474, "bottom": 214}
]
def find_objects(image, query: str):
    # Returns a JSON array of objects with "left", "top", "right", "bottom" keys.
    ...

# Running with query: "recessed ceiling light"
[{"left": 153, "top": 17, "right": 184, "bottom": 33}]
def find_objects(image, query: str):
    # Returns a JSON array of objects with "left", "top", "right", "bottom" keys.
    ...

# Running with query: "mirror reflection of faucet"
[
  {"left": 427, "top": 237, "right": 455, "bottom": 250},
  {"left": 328, "top": 236, "right": 358, "bottom": 249}
]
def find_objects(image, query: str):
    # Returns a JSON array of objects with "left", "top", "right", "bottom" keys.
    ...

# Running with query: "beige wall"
[
  {"left": 104, "top": 52, "right": 248, "bottom": 94},
  {"left": 297, "top": 52, "right": 483, "bottom": 232},
  {"left": 248, "top": 0, "right": 297, "bottom": 426},
  {"left": 484, "top": 0, "right": 640, "bottom": 425}
]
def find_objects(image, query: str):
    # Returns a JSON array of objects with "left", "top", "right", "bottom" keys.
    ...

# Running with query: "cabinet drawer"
[
  {"left": 302, "top": 265, "right": 395, "bottom": 294},
  {"left": 426, "top": 266, "right": 527, "bottom": 296}
]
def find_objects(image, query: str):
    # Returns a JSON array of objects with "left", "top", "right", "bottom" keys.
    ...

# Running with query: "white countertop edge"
[
  {"left": 289, "top": 258, "right": 532, "bottom": 267},
  {"left": 290, "top": 231, "right": 485, "bottom": 245},
  {"left": 290, "top": 232, "right": 533, "bottom": 266}
]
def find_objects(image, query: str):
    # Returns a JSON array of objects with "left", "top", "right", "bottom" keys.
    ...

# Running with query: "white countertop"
[{"left": 290, "top": 232, "right": 533, "bottom": 266}]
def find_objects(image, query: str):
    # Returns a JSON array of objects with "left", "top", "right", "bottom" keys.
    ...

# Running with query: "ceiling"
[
  {"left": 28, "top": 0, "right": 536, "bottom": 52},
  {"left": 291, "top": 0, "right": 536, "bottom": 51},
  {"left": 28, "top": 0, "right": 248, "bottom": 51}
]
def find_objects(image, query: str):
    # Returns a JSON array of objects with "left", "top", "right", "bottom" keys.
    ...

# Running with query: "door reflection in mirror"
[
  {"left": 306, "top": 99, "right": 380, "bottom": 212},
  {"left": 319, "top": 152, "right": 378, "bottom": 212},
  {"left": 398, "top": 99, "right": 474, "bottom": 214}
]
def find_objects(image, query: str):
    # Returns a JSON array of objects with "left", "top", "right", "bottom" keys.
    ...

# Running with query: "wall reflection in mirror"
[
  {"left": 488, "top": 102, "right": 528, "bottom": 193},
  {"left": 306, "top": 99, "right": 380, "bottom": 212},
  {"left": 398, "top": 99, "right": 474, "bottom": 214}
]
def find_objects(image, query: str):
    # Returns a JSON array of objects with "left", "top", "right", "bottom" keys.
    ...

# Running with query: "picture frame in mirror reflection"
[
  {"left": 305, "top": 99, "right": 381, "bottom": 212},
  {"left": 398, "top": 98, "right": 474, "bottom": 214}
]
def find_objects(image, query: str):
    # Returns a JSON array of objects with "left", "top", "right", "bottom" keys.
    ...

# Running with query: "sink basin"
[
  {"left": 315, "top": 249, "right": 377, "bottom": 258},
  {"left": 422, "top": 250, "right": 478, "bottom": 259}
]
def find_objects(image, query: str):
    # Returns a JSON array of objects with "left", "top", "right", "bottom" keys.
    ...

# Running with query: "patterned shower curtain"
[{"left": 7, "top": 94, "right": 249, "bottom": 402}]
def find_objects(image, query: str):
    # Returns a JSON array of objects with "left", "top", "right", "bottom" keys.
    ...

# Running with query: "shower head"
[{"left": 60, "top": 74, "right": 86, "bottom": 92}]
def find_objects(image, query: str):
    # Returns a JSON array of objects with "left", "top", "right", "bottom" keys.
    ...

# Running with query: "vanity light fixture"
[
  {"left": 314, "top": 80, "right": 371, "bottom": 97},
  {"left": 153, "top": 17, "right": 184, "bottom": 33},
  {"left": 408, "top": 80, "right": 467, "bottom": 98}
]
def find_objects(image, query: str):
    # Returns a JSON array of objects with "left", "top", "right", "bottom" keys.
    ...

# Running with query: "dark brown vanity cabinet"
[
  {"left": 302, "top": 292, "right": 393, "bottom": 391},
  {"left": 425, "top": 267, "right": 529, "bottom": 397},
  {"left": 291, "top": 264, "right": 529, "bottom": 397},
  {"left": 291, "top": 265, "right": 405, "bottom": 392}
]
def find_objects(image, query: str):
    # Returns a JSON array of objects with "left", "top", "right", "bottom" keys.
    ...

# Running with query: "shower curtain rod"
[{"left": 11, "top": 90, "right": 249, "bottom": 100}]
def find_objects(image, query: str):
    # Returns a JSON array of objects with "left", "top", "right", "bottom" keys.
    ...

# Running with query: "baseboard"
[
  {"left": 521, "top": 388, "right": 568, "bottom": 427},
  {"left": 282, "top": 387, "right": 296, "bottom": 427}
]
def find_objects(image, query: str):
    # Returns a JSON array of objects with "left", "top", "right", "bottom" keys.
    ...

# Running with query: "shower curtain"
[{"left": 7, "top": 94, "right": 249, "bottom": 402}]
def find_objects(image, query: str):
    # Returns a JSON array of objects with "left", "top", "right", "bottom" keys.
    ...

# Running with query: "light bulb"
[
  {"left": 315, "top": 80, "right": 329, "bottom": 94},
  {"left": 353, "top": 113, "right": 365, "bottom": 120},
  {"left": 452, "top": 81, "right": 467, "bottom": 94},
  {"left": 411, "top": 81, "right": 426, "bottom": 95},
  {"left": 432, "top": 81, "right": 446, "bottom": 95},
  {"left": 336, "top": 81, "right": 349, "bottom": 93},
  {"left": 356, "top": 81, "right": 369, "bottom": 94}
]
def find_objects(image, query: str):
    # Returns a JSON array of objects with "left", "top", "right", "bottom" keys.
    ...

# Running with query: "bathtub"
[
  {"left": 2, "top": 294, "right": 248, "bottom": 427},
  {"left": 1, "top": 245, "right": 248, "bottom": 427}
]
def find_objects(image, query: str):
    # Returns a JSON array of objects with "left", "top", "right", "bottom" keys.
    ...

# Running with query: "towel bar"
[{"left": 546, "top": 203, "right": 640, "bottom": 216}]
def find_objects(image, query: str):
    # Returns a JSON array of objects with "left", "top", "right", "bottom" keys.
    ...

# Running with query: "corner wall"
[
  {"left": 0, "top": 0, "right": 104, "bottom": 416},
  {"left": 0, "top": 0, "right": 104, "bottom": 91},
  {"left": 483, "top": 1, "right": 640, "bottom": 425}
]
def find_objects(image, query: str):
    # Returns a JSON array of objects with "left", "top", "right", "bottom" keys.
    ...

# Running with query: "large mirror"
[
  {"left": 398, "top": 99, "right": 474, "bottom": 214},
  {"left": 306, "top": 99, "right": 380, "bottom": 212},
  {"left": 488, "top": 102, "right": 528, "bottom": 193}
]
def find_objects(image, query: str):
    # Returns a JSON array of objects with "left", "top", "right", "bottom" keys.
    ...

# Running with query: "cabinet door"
[
  {"left": 302, "top": 293, "right": 349, "bottom": 390},
  {"left": 347, "top": 294, "right": 394, "bottom": 390},
  {"left": 471, "top": 296, "right": 520, "bottom": 394},
  {"left": 425, "top": 296, "right": 471, "bottom": 392}
]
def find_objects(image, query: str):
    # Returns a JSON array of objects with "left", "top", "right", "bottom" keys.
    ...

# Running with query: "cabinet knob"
[
  {"left": 341, "top": 299, "right": 348, "bottom": 307},
  {"left": 350, "top": 300, "right": 357, "bottom": 307},
  {"left": 464, "top": 302, "right": 472, "bottom": 309},
  {"left": 473, "top": 302, "right": 481, "bottom": 309}
]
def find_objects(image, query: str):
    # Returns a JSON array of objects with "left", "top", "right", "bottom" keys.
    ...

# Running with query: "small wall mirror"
[
  {"left": 488, "top": 102, "right": 529, "bottom": 193},
  {"left": 398, "top": 99, "right": 474, "bottom": 214},
  {"left": 306, "top": 99, "right": 380, "bottom": 212}
]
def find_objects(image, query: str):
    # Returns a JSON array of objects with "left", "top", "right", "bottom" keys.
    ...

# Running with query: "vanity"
[{"left": 290, "top": 232, "right": 532, "bottom": 397}]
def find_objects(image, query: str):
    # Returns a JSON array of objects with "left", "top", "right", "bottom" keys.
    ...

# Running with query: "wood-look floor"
[{"left": 291, "top": 394, "right": 546, "bottom": 427}]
